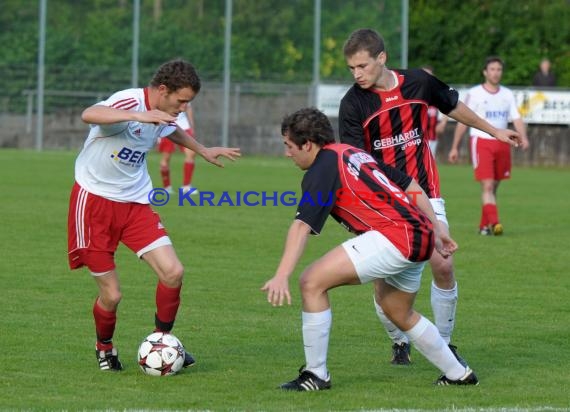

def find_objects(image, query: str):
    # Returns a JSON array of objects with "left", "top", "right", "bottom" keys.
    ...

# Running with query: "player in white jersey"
[
  {"left": 68, "top": 59, "right": 240, "bottom": 371},
  {"left": 448, "top": 56, "right": 529, "bottom": 236},
  {"left": 158, "top": 104, "right": 199, "bottom": 194}
]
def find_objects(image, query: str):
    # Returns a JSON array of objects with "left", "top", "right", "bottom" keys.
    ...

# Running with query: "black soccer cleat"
[
  {"left": 183, "top": 350, "right": 196, "bottom": 368},
  {"left": 96, "top": 347, "right": 123, "bottom": 371},
  {"left": 448, "top": 344, "right": 467, "bottom": 367},
  {"left": 435, "top": 367, "right": 479, "bottom": 386},
  {"left": 391, "top": 342, "right": 412, "bottom": 365},
  {"left": 280, "top": 367, "right": 332, "bottom": 391}
]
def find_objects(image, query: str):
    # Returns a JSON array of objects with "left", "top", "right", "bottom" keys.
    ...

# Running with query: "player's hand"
[
  {"left": 260, "top": 276, "right": 291, "bottom": 307},
  {"left": 434, "top": 231, "right": 458, "bottom": 259},
  {"left": 448, "top": 148, "right": 459, "bottom": 163},
  {"left": 135, "top": 110, "right": 176, "bottom": 125},
  {"left": 494, "top": 129, "right": 522, "bottom": 147},
  {"left": 201, "top": 147, "right": 241, "bottom": 167},
  {"left": 520, "top": 136, "right": 530, "bottom": 150}
]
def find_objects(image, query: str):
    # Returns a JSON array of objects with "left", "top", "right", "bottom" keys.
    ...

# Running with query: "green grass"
[{"left": 0, "top": 148, "right": 569, "bottom": 411}]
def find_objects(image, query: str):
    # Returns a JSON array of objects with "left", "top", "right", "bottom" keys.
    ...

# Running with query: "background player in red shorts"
[
  {"left": 158, "top": 103, "right": 199, "bottom": 194},
  {"left": 448, "top": 56, "right": 529, "bottom": 235},
  {"left": 261, "top": 107, "right": 477, "bottom": 391},
  {"left": 67, "top": 59, "right": 240, "bottom": 371},
  {"left": 338, "top": 29, "right": 522, "bottom": 367},
  {"left": 422, "top": 66, "right": 448, "bottom": 158}
]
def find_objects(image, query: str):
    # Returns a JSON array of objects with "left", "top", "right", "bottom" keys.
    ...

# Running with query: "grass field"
[{"left": 1, "top": 148, "right": 569, "bottom": 411}]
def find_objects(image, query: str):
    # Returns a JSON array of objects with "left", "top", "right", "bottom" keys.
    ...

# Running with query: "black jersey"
[
  {"left": 339, "top": 68, "right": 458, "bottom": 198},
  {"left": 295, "top": 144, "right": 434, "bottom": 262}
]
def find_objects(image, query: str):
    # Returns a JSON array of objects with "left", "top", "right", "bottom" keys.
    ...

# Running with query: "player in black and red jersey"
[
  {"left": 339, "top": 28, "right": 522, "bottom": 366},
  {"left": 261, "top": 107, "right": 477, "bottom": 391}
]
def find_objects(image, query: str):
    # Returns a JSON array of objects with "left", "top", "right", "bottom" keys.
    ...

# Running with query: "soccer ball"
[{"left": 137, "top": 332, "right": 185, "bottom": 376}]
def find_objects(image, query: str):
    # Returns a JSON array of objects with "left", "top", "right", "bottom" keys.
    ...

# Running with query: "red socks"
[
  {"left": 481, "top": 203, "right": 499, "bottom": 229},
  {"left": 155, "top": 282, "right": 182, "bottom": 332},
  {"left": 160, "top": 165, "right": 170, "bottom": 188},
  {"left": 93, "top": 282, "right": 182, "bottom": 349},
  {"left": 163, "top": 163, "right": 195, "bottom": 187},
  {"left": 93, "top": 300, "right": 116, "bottom": 351},
  {"left": 183, "top": 162, "right": 195, "bottom": 186}
]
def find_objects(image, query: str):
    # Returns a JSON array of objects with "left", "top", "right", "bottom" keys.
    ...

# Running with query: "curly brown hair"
[
  {"left": 150, "top": 59, "right": 201, "bottom": 94},
  {"left": 281, "top": 107, "right": 335, "bottom": 148}
]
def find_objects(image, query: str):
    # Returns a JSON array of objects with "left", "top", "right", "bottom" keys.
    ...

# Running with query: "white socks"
[
  {"left": 431, "top": 281, "right": 458, "bottom": 344},
  {"left": 374, "top": 298, "right": 408, "bottom": 344},
  {"left": 302, "top": 307, "right": 465, "bottom": 381},
  {"left": 374, "top": 281, "right": 458, "bottom": 345},
  {"left": 405, "top": 315, "right": 465, "bottom": 380},
  {"left": 302, "top": 309, "right": 332, "bottom": 381}
]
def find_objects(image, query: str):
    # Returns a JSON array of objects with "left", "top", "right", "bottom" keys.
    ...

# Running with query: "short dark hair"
[
  {"left": 281, "top": 107, "right": 335, "bottom": 148},
  {"left": 484, "top": 56, "right": 504, "bottom": 70},
  {"left": 150, "top": 59, "right": 201, "bottom": 94},
  {"left": 343, "top": 28, "right": 385, "bottom": 58}
]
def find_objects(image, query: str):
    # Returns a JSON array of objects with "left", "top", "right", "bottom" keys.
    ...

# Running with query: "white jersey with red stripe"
[
  {"left": 75, "top": 87, "right": 177, "bottom": 203},
  {"left": 175, "top": 107, "right": 192, "bottom": 130},
  {"left": 464, "top": 84, "right": 521, "bottom": 140}
]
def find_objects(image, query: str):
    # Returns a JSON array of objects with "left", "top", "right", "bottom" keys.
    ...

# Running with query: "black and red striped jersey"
[
  {"left": 339, "top": 68, "right": 459, "bottom": 198},
  {"left": 425, "top": 106, "right": 439, "bottom": 141},
  {"left": 295, "top": 143, "right": 434, "bottom": 262}
]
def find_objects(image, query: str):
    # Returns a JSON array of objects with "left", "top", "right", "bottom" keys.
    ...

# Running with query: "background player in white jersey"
[
  {"left": 67, "top": 59, "right": 240, "bottom": 371},
  {"left": 158, "top": 103, "right": 199, "bottom": 194},
  {"left": 448, "top": 56, "right": 529, "bottom": 235}
]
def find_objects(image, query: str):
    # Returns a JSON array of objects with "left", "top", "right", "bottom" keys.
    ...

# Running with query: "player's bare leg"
[
  {"left": 94, "top": 270, "right": 122, "bottom": 311},
  {"left": 373, "top": 279, "right": 412, "bottom": 364},
  {"left": 142, "top": 244, "right": 184, "bottom": 288}
]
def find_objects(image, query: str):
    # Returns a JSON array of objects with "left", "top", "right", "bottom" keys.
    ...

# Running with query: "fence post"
[{"left": 26, "top": 91, "right": 34, "bottom": 134}]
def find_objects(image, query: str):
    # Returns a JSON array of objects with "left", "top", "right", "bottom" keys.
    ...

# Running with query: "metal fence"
[
  {"left": 1, "top": 81, "right": 313, "bottom": 154},
  {"left": 4, "top": 82, "right": 569, "bottom": 167}
]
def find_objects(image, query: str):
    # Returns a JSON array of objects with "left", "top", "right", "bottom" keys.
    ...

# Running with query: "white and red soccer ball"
[{"left": 137, "top": 332, "right": 185, "bottom": 376}]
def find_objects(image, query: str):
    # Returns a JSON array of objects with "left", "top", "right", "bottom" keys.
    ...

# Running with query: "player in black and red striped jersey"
[
  {"left": 261, "top": 107, "right": 477, "bottom": 391},
  {"left": 339, "top": 29, "right": 522, "bottom": 366}
]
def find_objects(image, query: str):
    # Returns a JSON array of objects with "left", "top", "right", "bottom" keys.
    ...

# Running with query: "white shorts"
[
  {"left": 430, "top": 197, "right": 448, "bottom": 227},
  {"left": 342, "top": 231, "right": 427, "bottom": 293}
]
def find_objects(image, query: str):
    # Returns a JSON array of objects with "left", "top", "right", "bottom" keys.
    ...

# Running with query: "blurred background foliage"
[{"left": 0, "top": 0, "right": 568, "bottom": 108}]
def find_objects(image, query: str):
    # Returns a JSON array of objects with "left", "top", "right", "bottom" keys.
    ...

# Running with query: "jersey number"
[{"left": 372, "top": 169, "right": 408, "bottom": 203}]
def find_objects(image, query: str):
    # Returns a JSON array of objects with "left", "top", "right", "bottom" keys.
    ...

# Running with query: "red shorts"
[
  {"left": 157, "top": 128, "right": 194, "bottom": 153},
  {"left": 470, "top": 137, "right": 511, "bottom": 181},
  {"left": 67, "top": 183, "right": 170, "bottom": 273}
]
